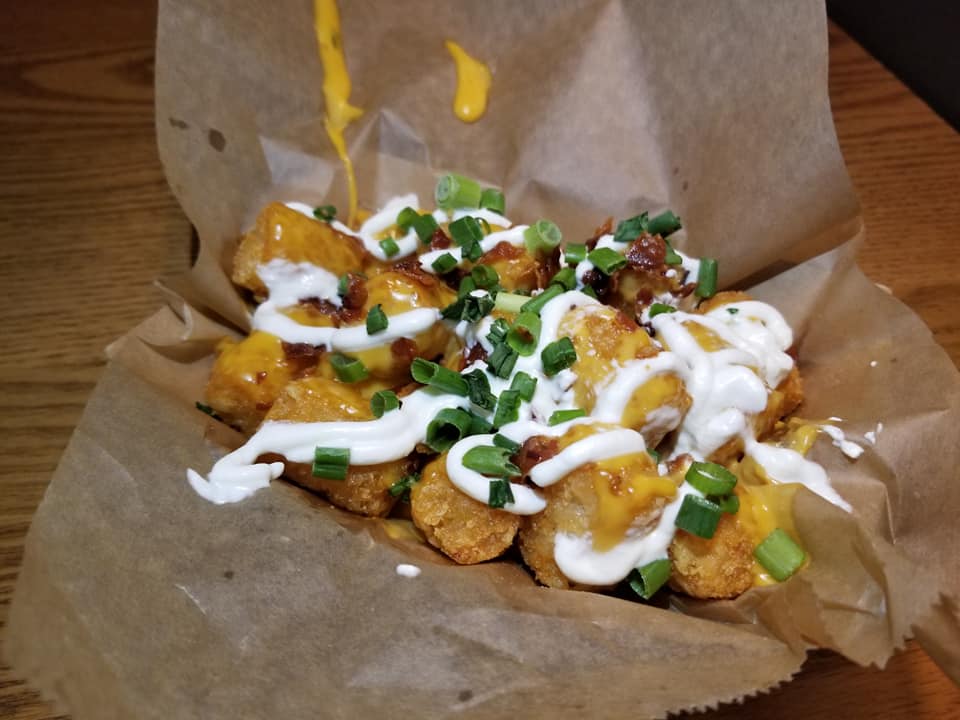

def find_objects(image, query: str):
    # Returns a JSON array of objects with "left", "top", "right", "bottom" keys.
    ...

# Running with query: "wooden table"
[{"left": 1, "top": 2, "right": 957, "bottom": 717}]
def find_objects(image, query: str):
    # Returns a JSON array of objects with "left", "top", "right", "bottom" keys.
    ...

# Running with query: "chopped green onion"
[
  {"left": 685, "top": 461, "right": 737, "bottom": 496},
  {"left": 466, "top": 409, "right": 494, "bottom": 435},
  {"left": 365, "top": 304, "right": 388, "bottom": 334},
  {"left": 312, "top": 446, "right": 350, "bottom": 480},
  {"left": 674, "top": 495, "right": 722, "bottom": 538},
  {"left": 716, "top": 493, "right": 740, "bottom": 515},
  {"left": 647, "top": 448, "right": 661, "bottom": 463},
  {"left": 479, "top": 188, "right": 506, "bottom": 214},
  {"left": 727, "top": 307, "right": 739, "bottom": 315},
  {"left": 486, "top": 317, "right": 510, "bottom": 345},
  {"left": 695, "top": 258, "right": 718, "bottom": 298},
  {"left": 494, "top": 291, "right": 528, "bottom": 314},
  {"left": 520, "top": 284, "right": 564, "bottom": 315},
  {"left": 541, "top": 337, "right": 577, "bottom": 376},
  {"left": 313, "top": 205, "right": 337, "bottom": 222},
  {"left": 471, "top": 264, "right": 500, "bottom": 289},
  {"left": 548, "top": 408, "right": 587, "bottom": 425},
  {"left": 441, "top": 292, "right": 494, "bottom": 323},
  {"left": 388, "top": 472, "right": 420, "bottom": 500},
  {"left": 493, "top": 389, "right": 522, "bottom": 427},
  {"left": 410, "top": 358, "right": 469, "bottom": 396},
  {"left": 754, "top": 528, "right": 806, "bottom": 581},
  {"left": 564, "top": 243, "right": 587, "bottom": 265},
  {"left": 431, "top": 252, "right": 458, "bottom": 274},
  {"left": 488, "top": 478, "right": 515, "bottom": 509},
  {"left": 396, "top": 206, "right": 419, "bottom": 232},
  {"left": 379, "top": 238, "right": 400, "bottom": 257},
  {"left": 486, "top": 343, "right": 518, "bottom": 379},
  {"left": 330, "top": 353, "right": 369, "bottom": 383},
  {"left": 506, "top": 312, "right": 542, "bottom": 356},
  {"left": 458, "top": 275, "right": 477, "bottom": 298},
  {"left": 337, "top": 274, "right": 350, "bottom": 297},
  {"left": 664, "top": 240, "right": 683, "bottom": 265},
  {"left": 509, "top": 371, "right": 537, "bottom": 401},
  {"left": 587, "top": 247, "right": 627, "bottom": 275},
  {"left": 550, "top": 267, "right": 577, "bottom": 291},
  {"left": 464, "top": 369, "right": 497, "bottom": 411},
  {"left": 626, "top": 558, "right": 672, "bottom": 600},
  {"left": 613, "top": 213, "right": 649, "bottom": 243},
  {"left": 463, "top": 445, "right": 521, "bottom": 478},
  {"left": 648, "top": 303, "right": 677, "bottom": 318},
  {"left": 412, "top": 213, "right": 440, "bottom": 244},
  {"left": 493, "top": 433, "right": 521, "bottom": 454},
  {"left": 581, "top": 285, "right": 598, "bottom": 299},
  {"left": 370, "top": 390, "right": 400, "bottom": 418},
  {"left": 435, "top": 173, "right": 482, "bottom": 209},
  {"left": 479, "top": 218, "right": 492, "bottom": 235},
  {"left": 425, "top": 408, "right": 474, "bottom": 452},
  {"left": 647, "top": 210, "right": 682, "bottom": 238},
  {"left": 463, "top": 238, "right": 483, "bottom": 262},
  {"left": 523, "top": 219, "right": 563, "bottom": 255},
  {"left": 449, "top": 216, "right": 484, "bottom": 248}
]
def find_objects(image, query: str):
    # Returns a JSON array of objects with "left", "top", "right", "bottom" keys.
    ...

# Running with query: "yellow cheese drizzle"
[
  {"left": 314, "top": 0, "right": 363, "bottom": 226},
  {"left": 444, "top": 40, "right": 492, "bottom": 123}
]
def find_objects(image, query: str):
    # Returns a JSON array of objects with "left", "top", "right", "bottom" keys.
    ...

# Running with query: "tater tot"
[
  {"left": 668, "top": 512, "right": 755, "bottom": 599},
  {"left": 262, "top": 376, "right": 407, "bottom": 517},
  {"left": 410, "top": 456, "right": 520, "bottom": 564},
  {"left": 477, "top": 241, "right": 552, "bottom": 293}
]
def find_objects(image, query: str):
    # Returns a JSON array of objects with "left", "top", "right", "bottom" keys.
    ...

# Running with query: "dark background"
[{"left": 829, "top": 0, "right": 960, "bottom": 131}]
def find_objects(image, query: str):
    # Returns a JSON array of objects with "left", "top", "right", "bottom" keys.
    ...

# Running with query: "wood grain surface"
[{"left": 1, "top": 2, "right": 958, "bottom": 718}]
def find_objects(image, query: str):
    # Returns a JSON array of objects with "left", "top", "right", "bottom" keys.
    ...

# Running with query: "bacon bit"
[
  {"left": 586, "top": 217, "right": 614, "bottom": 248},
  {"left": 255, "top": 371, "right": 267, "bottom": 385},
  {"left": 281, "top": 341, "right": 323, "bottom": 379},
  {"left": 393, "top": 381, "right": 420, "bottom": 398},
  {"left": 677, "top": 282, "right": 697, "bottom": 298},
  {"left": 582, "top": 268, "right": 617, "bottom": 302},
  {"left": 390, "top": 337, "right": 419, "bottom": 368},
  {"left": 625, "top": 233, "right": 666, "bottom": 270},
  {"left": 428, "top": 228, "right": 452, "bottom": 251},
  {"left": 461, "top": 342, "right": 488, "bottom": 369},
  {"left": 515, "top": 436, "right": 560, "bottom": 476},
  {"left": 391, "top": 257, "right": 439, "bottom": 288},
  {"left": 479, "top": 240, "right": 523, "bottom": 263},
  {"left": 340, "top": 272, "right": 368, "bottom": 312},
  {"left": 299, "top": 297, "right": 339, "bottom": 315}
]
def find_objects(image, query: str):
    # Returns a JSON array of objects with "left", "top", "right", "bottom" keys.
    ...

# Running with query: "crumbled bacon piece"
[
  {"left": 391, "top": 257, "right": 439, "bottom": 288},
  {"left": 428, "top": 228, "right": 452, "bottom": 251},
  {"left": 625, "top": 233, "right": 666, "bottom": 271},
  {"left": 586, "top": 217, "right": 614, "bottom": 249},
  {"left": 461, "top": 343, "right": 488, "bottom": 369},
  {"left": 390, "top": 338, "right": 419, "bottom": 368},
  {"left": 299, "top": 297, "right": 339, "bottom": 315},
  {"left": 340, "top": 272, "right": 368, "bottom": 313},
  {"left": 281, "top": 341, "right": 323, "bottom": 378},
  {"left": 515, "top": 436, "right": 560, "bottom": 476}
]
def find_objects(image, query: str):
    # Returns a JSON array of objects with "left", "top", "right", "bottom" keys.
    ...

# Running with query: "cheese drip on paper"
[
  {"left": 315, "top": 0, "right": 363, "bottom": 225},
  {"left": 445, "top": 40, "right": 492, "bottom": 123}
]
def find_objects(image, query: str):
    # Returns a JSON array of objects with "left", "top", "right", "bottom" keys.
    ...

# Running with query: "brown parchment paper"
[{"left": 6, "top": 0, "right": 960, "bottom": 718}]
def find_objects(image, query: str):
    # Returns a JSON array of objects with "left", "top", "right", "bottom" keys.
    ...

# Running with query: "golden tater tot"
[
  {"left": 262, "top": 376, "right": 407, "bottom": 517},
  {"left": 232, "top": 203, "right": 370, "bottom": 296},
  {"left": 410, "top": 456, "right": 520, "bottom": 564},
  {"left": 477, "top": 241, "right": 552, "bottom": 293},
  {"left": 668, "top": 512, "right": 755, "bottom": 599},
  {"left": 204, "top": 331, "right": 320, "bottom": 433}
]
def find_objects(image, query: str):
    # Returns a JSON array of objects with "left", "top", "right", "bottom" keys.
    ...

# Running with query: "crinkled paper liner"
[{"left": 5, "top": 0, "right": 959, "bottom": 717}]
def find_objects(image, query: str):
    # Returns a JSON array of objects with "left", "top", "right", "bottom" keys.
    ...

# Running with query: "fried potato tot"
[
  {"left": 477, "top": 241, "right": 552, "bottom": 293},
  {"left": 668, "top": 512, "right": 755, "bottom": 599},
  {"left": 262, "top": 376, "right": 408, "bottom": 517},
  {"left": 410, "top": 456, "right": 520, "bottom": 564},
  {"left": 204, "top": 331, "right": 321, "bottom": 433},
  {"left": 232, "top": 203, "right": 370, "bottom": 296}
]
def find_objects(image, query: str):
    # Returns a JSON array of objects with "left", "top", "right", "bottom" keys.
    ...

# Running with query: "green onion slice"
[
  {"left": 470, "top": 264, "right": 500, "bottom": 289},
  {"left": 493, "top": 433, "right": 521, "bottom": 454},
  {"left": 509, "top": 371, "right": 537, "bottom": 401},
  {"left": 396, "top": 206, "right": 419, "bottom": 232},
  {"left": 493, "top": 389, "right": 522, "bottom": 427},
  {"left": 370, "top": 389, "right": 400, "bottom": 418},
  {"left": 488, "top": 478, "right": 515, "bottom": 509},
  {"left": 506, "top": 312, "right": 542, "bottom": 356},
  {"left": 494, "top": 291, "right": 528, "bottom": 314},
  {"left": 520, "top": 283, "right": 564, "bottom": 315},
  {"left": 441, "top": 292, "right": 494, "bottom": 323},
  {"left": 674, "top": 494, "right": 722, "bottom": 538},
  {"left": 647, "top": 448, "right": 661, "bottom": 463},
  {"left": 379, "top": 237, "right": 400, "bottom": 257},
  {"left": 435, "top": 173, "right": 482, "bottom": 209},
  {"left": 727, "top": 307, "right": 740, "bottom": 315},
  {"left": 463, "top": 445, "right": 521, "bottom": 478},
  {"left": 449, "top": 216, "right": 484, "bottom": 248},
  {"left": 388, "top": 472, "right": 420, "bottom": 500},
  {"left": 695, "top": 258, "right": 718, "bottom": 298},
  {"left": 365, "top": 304, "right": 388, "bottom": 334},
  {"left": 486, "top": 317, "right": 510, "bottom": 345},
  {"left": 587, "top": 247, "right": 627, "bottom": 275},
  {"left": 425, "top": 408, "right": 474, "bottom": 452},
  {"left": 685, "top": 461, "right": 737, "bottom": 496},
  {"left": 330, "top": 353, "right": 369, "bottom": 383},
  {"left": 626, "top": 558, "right": 672, "bottom": 600},
  {"left": 613, "top": 213, "right": 649, "bottom": 243},
  {"left": 548, "top": 408, "right": 587, "bottom": 425},
  {"left": 664, "top": 240, "right": 683, "bottom": 265},
  {"left": 523, "top": 219, "right": 562, "bottom": 255},
  {"left": 313, "top": 205, "right": 337, "bottom": 222},
  {"left": 647, "top": 210, "right": 682, "bottom": 238},
  {"left": 337, "top": 273, "right": 350, "bottom": 297},
  {"left": 581, "top": 285, "right": 598, "bottom": 299},
  {"left": 479, "top": 188, "right": 506, "bottom": 215},
  {"left": 466, "top": 410, "right": 493, "bottom": 436},
  {"left": 431, "top": 252, "right": 458, "bottom": 274},
  {"left": 564, "top": 243, "right": 587, "bottom": 266},
  {"left": 648, "top": 303, "right": 677, "bottom": 318},
  {"left": 754, "top": 528, "right": 806, "bottom": 581},
  {"left": 312, "top": 446, "right": 350, "bottom": 480},
  {"left": 463, "top": 369, "right": 497, "bottom": 411},
  {"left": 410, "top": 358, "right": 469, "bottom": 396},
  {"left": 486, "top": 343, "right": 518, "bottom": 379},
  {"left": 716, "top": 493, "right": 740, "bottom": 515},
  {"left": 541, "top": 337, "right": 577, "bottom": 377},
  {"left": 412, "top": 214, "right": 440, "bottom": 244},
  {"left": 550, "top": 266, "right": 577, "bottom": 291}
]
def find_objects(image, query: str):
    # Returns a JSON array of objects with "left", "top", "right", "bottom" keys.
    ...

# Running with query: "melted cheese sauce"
[
  {"left": 444, "top": 40, "right": 492, "bottom": 123},
  {"left": 315, "top": 0, "right": 363, "bottom": 225}
]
